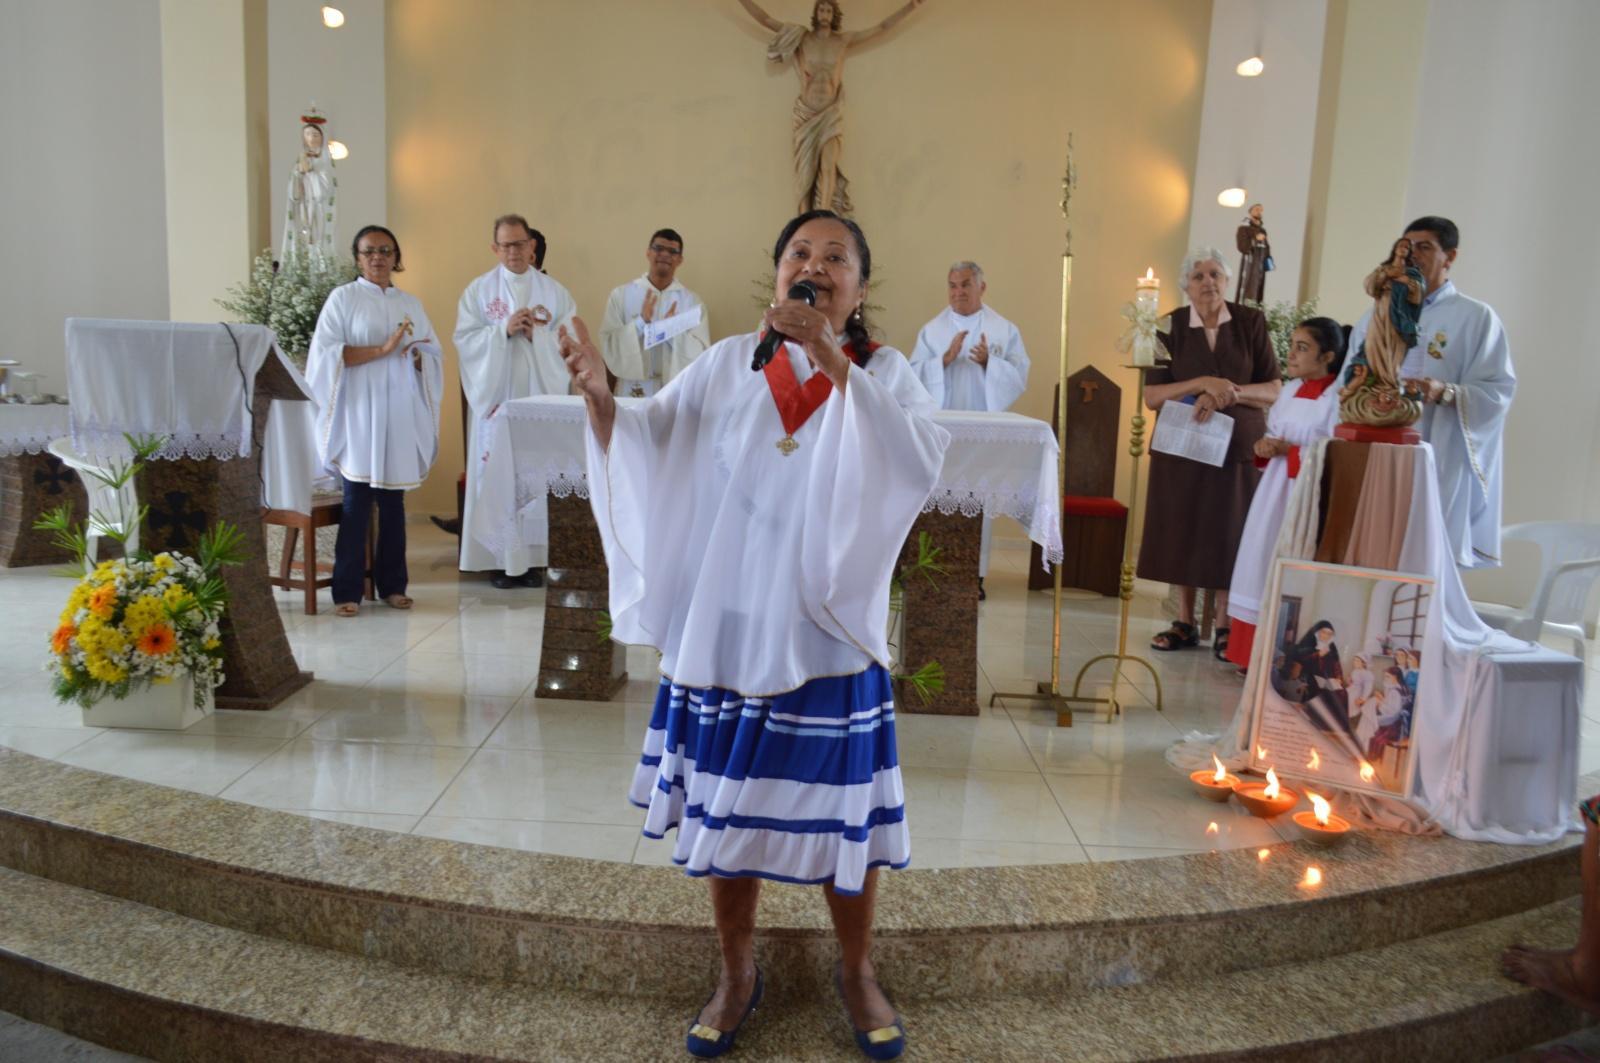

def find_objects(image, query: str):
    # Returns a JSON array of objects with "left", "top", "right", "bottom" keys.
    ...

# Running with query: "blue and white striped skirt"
[{"left": 628, "top": 665, "right": 909, "bottom": 896}]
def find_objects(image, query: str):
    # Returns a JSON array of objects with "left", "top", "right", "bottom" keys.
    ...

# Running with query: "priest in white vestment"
[
  {"left": 455, "top": 213, "right": 577, "bottom": 588},
  {"left": 305, "top": 225, "right": 443, "bottom": 616},
  {"left": 1346, "top": 216, "right": 1515, "bottom": 569},
  {"left": 600, "top": 228, "right": 711, "bottom": 398},
  {"left": 908, "top": 260, "right": 1030, "bottom": 593}
]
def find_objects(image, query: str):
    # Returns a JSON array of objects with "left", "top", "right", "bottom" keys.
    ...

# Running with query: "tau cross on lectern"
[{"left": 1077, "top": 378, "right": 1100, "bottom": 403}]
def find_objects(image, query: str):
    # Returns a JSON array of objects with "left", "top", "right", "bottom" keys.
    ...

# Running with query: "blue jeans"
[{"left": 333, "top": 477, "right": 407, "bottom": 604}]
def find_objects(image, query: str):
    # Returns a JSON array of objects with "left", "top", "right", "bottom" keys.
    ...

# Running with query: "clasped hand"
[
  {"left": 1191, "top": 377, "right": 1237, "bottom": 424},
  {"left": 762, "top": 299, "right": 850, "bottom": 389},
  {"left": 505, "top": 308, "right": 537, "bottom": 339}
]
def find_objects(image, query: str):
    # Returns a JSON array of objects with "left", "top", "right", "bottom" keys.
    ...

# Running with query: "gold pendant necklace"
[{"left": 776, "top": 435, "right": 799, "bottom": 456}]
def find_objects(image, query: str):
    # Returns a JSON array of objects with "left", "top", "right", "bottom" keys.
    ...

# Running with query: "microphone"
[{"left": 751, "top": 280, "right": 818, "bottom": 371}]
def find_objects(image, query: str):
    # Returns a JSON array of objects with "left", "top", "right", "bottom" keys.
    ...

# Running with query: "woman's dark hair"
[
  {"left": 771, "top": 209, "right": 875, "bottom": 359},
  {"left": 351, "top": 224, "right": 404, "bottom": 273},
  {"left": 1296, "top": 315, "right": 1347, "bottom": 377}
]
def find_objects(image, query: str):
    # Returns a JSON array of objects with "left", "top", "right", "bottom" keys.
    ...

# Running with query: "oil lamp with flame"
[
  {"left": 1233, "top": 767, "right": 1299, "bottom": 818},
  {"left": 1293, "top": 791, "right": 1352, "bottom": 847},
  {"left": 1190, "top": 753, "right": 1240, "bottom": 802}
]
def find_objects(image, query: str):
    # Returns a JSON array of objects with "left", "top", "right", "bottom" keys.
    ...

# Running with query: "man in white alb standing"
[
  {"left": 908, "top": 261, "right": 1030, "bottom": 598},
  {"left": 600, "top": 228, "right": 711, "bottom": 398},
  {"left": 454, "top": 213, "right": 577, "bottom": 588}
]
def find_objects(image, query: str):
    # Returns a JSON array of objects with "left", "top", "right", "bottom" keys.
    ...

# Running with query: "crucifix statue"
[{"left": 738, "top": 0, "right": 926, "bottom": 214}]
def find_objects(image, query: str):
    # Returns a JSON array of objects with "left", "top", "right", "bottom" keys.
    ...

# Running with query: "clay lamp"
[
  {"left": 1293, "top": 791, "right": 1351, "bottom": 848},
  {"left": 1234, "top": 767, "right": 1298, "bottom": 818},
  {"left": 1189, "top": 754, "right": 1240, "bottom": 802}
]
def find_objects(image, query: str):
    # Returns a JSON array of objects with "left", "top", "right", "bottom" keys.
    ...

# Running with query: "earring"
[{"left": 851, "top": 306, "right": 863, "bottom": 321}]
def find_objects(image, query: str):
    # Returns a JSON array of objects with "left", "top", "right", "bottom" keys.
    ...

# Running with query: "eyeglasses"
[
  {"left": 495, "top": 239, "right": 531, "bottom": 252},
  {"left": 649, "top": 245, "right": 683, "bottom": 256},
  {"left": 357, "top": 247, "right": 396, "bottom": 258}
]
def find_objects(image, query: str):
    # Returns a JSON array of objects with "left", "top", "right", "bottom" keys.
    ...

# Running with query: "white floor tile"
[
  {"left": 1044, "top": 772, "right": 1284, "bottom": 851},
  {"left": 0, "top": 725, "right": 100, "bottom": 759},
  {"left": 428, "top": 747, "right": 643, "bottom": 825},
  {"left": 219, "top": 738, "right": 473, "bottom": 815},
  {"left": 305, "top": 691, "right": 517, "bottom": 747},
  {"left": 901, "top": 767, "right": 1077, "bottom": 846},
  {"left": 58, "top": 731, "right": 287, "bottom": 795}
]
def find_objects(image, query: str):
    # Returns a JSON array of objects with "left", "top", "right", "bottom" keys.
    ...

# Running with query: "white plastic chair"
[
  {"left": 1474, "top": 521, "right": 1600, "bottom": 662},
  {"left": 47, "top": 437, "right": 139, "bottom": 568}
]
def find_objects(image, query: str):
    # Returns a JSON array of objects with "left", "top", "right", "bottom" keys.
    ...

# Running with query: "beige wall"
[
  {"left": 0, "top": 0, "right": 169, "bottom": 396},
  {"left": 160, "top": 0, "right": 270, "bottom": 321},
  {"left": 387, "top": 0, "right": 1215, "bottom": 513}
]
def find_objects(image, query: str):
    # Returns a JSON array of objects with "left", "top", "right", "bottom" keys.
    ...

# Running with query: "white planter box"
[{"left": 81, "top": 676, "right": 213, "bottom": 730}]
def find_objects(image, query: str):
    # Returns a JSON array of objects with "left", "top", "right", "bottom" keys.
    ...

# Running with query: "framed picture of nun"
[{"left": 1246, "top": 559, "right": 1434, "bottom": 801}]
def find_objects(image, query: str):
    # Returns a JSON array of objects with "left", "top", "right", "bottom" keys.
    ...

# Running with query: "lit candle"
[
  {"left": 1233, "top": 766, "right": 1299, "bottom": 818},
  {"left": 1293, "top": 792, "right": 1351, "bottom": 847},
  {"left": 1190, "top": 753, "right": 1240, "bottom": 802},
  {"left": 1129, "top": 269, "right": 1162, "bottom": 367}
]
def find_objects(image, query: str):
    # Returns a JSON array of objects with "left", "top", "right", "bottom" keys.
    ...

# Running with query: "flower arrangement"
[
  {"left": 34, "top": 436, "right": 244, "bottom": 710},
  {"left": 1242, "top": 296, "right": 1321, "bottom": 376},
  {"left": 217, "top": 249, "right": 355, "bottom": 366}
]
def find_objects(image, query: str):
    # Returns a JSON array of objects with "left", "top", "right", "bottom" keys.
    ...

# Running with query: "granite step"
[
  {"left": 0, "top": 749, "right": 1584, "bottom": 1003},
  {"left": 0, "top": 865, "right": 1590, "bottom": 1062}
]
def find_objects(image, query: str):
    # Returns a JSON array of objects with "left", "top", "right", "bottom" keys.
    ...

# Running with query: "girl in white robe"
[
  {"left": 306, "top": 225, "right": 443, "bottom": 615},
  {"left": 1225, "top": 317, "right": 1346, "bottom": 670},
  {"left": 562, "top": 211, "right": 947, "bottom": 1060}
]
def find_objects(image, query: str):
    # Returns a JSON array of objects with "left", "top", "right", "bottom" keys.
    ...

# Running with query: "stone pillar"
[
  {"left": 536, "top": 494, "right": 628, "bottom": 700},
  {"left": 895, "top": 510, "right": 981, "bottom": 716},
  {"left": 0, "top": 453, "right": 87, "bottom": 568}
]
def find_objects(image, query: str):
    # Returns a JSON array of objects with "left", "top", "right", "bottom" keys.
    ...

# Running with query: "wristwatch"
[{"left": 1439, "top": 383, "right": 1458, "bottom": 406}]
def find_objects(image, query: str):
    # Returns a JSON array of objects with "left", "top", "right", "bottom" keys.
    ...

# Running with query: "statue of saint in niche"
[{"left": 738, "top": 0, "right": 925, "bottom": 214}]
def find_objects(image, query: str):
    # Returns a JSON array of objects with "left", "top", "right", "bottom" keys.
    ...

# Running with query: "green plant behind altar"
[
  {"left": 1243, "top": 296, "right": 1321, "bottom": 376},
  {"left": 218, "top": 250, "right": 355, "bottom": 366}
]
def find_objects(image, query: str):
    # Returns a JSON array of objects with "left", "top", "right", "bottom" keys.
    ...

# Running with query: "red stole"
[
  {"left": 1296, "top": 374, "right": 1337, "bottom": 400},
  {"left": 762, "top": 340, "right": 877, "bottom": 439}
]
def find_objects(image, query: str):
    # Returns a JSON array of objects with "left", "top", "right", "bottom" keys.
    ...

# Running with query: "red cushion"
[{"left": 1063, "top": 494, "right": 1128, "bottom": 518}]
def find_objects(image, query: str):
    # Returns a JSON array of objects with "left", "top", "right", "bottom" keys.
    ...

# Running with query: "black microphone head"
[{"left": 788, "top": 280, "right": 818, "bottom": 306}]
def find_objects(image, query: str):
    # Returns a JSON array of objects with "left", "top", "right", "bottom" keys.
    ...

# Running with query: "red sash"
[
  {"left": 762, "top": 339, "right": 877, "bottom": 437},
  {"left": 1296, "top": 374, "right": 1337, "bottom": 400}
]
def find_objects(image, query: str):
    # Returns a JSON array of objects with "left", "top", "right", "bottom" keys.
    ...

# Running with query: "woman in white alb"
[
  {"left": 306, "top": 225, "right": 443, "bottom": 616},
  {"left": 561, "top": 210, "right": 948, "bottom": 1060}
]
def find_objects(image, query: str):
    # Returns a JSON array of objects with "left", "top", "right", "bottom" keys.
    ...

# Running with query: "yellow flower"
[
  {"left": 66, "top": 582, "right": 91, "bottom": 612},
  {"left": 162, "top": 585, "right": 193, "bottom": 613},
  {"left": 123, "top": 595, "right": 165, "bottom": 636},
  {"left": 85, "top": 652, "right": 126, "bottom": 684},
  {"left": 203, "top": 637, "right": 221, "bottom": 651},
  {"left": 152, "top": 553, "right": 175, "bottom": 572}
]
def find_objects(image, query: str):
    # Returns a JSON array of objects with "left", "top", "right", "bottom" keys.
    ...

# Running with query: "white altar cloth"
[
  {"left": 261, "top": 400, "right": 336, "bottom": 514},
  {"left": 0, "top": 403, "right": 70, "bottom": 457},
  {"left": 472, "top": 397, "right": 1064, "bottom": 568},
  {"left": 1169, "top": 442, "right": 1582, "bottom": 844},
  {"left": 65, "top": 319, "right": 308, "bottom": 461}
]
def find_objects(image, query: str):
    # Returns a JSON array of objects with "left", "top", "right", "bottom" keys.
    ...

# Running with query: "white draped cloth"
[
  {"left": 0, "top": 403, "right": 70, "bottom": 457},
  {"left": 455, "top": 266, "right": 576, "bottom": 575},
  {"left": 1226, "top": 377, "right": 1340, "bottom": 628},
  {"left": 65, "top": 319, "right": 303, "bottom": 461},
  {"left": 600, "top": 275, "right": 710, "bottom": 398},
  {"left": 1169, "top": 441, "right": 1580, "bottom": 844},
  {"left": 305, "top": 279, "right": 443, "bottom": 490},
  {"left": 1347, "top": 281, "right": 1515, "bottom": 569},
  {"left": 587, "top": 333, "right": 949, "bottom": 695},
  {"left": 472, "top": 403, "right": 1063, "bottom": 574}
]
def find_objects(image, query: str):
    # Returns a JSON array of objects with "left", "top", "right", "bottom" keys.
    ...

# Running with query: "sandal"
[
  {"left": 383, "top": 594, "right": 414, "bottom": 610},
  {"left": 1150, "top": 621, "right": 1198, "bottom": 652},
  {"left": 333, "top": 602, "right": 359, "bottom": 618},
  {"left": 687, "top": 967, "right": 764, "bottom": 1059},
  {"left": 1213, "top": 626, "right": 1231, "bottom": 662}
]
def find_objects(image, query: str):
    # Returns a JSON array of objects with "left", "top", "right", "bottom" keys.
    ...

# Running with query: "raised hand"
[
  {"left": 641, "top": 290, "right": 658, "bottom": 324},
  {"left": 970, "top": 335, "right": 991, "bottom": 368},
  {"left": 664, "top": 300, "right": 678, "bottom": 319},
  {"left": 941, "top": 330, "right": 969, "bottom": 368},
  {"left": 559, "top": 317, "right": 611, "bottom": 405},
  {"left": 379, "top": 323, "right": 407, "bottom": 357}
]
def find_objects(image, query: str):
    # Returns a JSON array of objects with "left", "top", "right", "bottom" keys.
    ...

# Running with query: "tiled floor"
[{"left": 3, "top": 521, "right": 1596, "bottom": 871}]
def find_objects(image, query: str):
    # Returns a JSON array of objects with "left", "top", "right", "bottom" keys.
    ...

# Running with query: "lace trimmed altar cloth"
[
  {"left": 65, "top": 319, "right": 309, "bottom": 462},
  {"left": 471, "top": 396, "right": 1064, "bottom": 568},
  {"left": 0, "top": 403, "right": 70, "bottom": 457}
]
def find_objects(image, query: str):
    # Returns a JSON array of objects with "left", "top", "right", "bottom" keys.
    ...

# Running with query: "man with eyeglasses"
[
  {"left": 1345, "top": 216, "right": 1516, "bottom": 569},
  {"left": 600, "top": 229, "right": 711, "bottom": 398},
  {"left": 454, "top": 213, "right": 578, "bottom": 588}
]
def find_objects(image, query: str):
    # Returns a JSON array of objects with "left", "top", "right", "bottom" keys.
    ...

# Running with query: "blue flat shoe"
[
  {"left": 686, "top": 967, "right": 763, "bottom": 1058},
  {"left": 835, "top": 966, "right": 907, "bottom": 1061}
]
